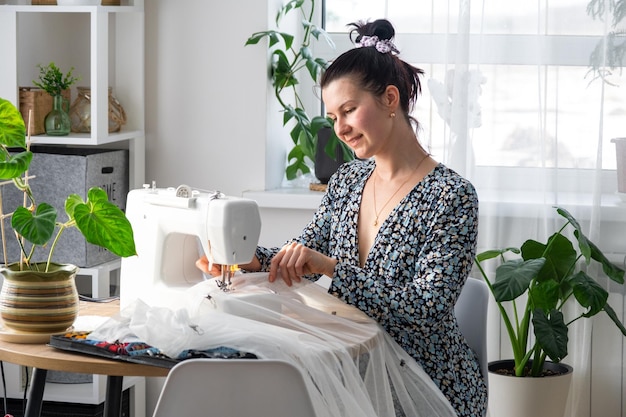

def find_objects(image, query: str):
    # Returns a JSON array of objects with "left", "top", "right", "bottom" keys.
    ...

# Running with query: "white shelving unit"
[
  {"left": 0, "top": 1, "right": 145, "bottom": 189},
  {"left": 77, "top": 257, "right": 121, "bottom": 298},
  {"left": 0, "top": 3, "right": 146, "bottom": 415}
]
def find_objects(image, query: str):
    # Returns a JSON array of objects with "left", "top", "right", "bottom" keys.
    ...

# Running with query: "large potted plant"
[
  {"left": 474, "top": 206, "right": 626, "bottom": 417},
  {"left": 0, "top": 97, "right": 136, "bottom": 336},
  {"left": 245, "top": 0, "right": 353, "bottom": 184}
]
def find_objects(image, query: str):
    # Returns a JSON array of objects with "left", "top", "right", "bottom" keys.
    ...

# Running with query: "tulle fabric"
[{"left": 90, "top": 273, "right": 456, "bottom": 417}]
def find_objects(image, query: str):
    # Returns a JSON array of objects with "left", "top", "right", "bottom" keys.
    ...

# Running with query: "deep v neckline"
[{"left": 355, "top": 162, "right": 438, "bottom": 268}]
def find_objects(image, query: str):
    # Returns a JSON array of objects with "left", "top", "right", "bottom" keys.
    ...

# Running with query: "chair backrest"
[
  {"left": 455, "top": 276, "right": 489, "bottom": 388},
  {"left": 152, "top": 359, "right": 318, "bottom": 417}
]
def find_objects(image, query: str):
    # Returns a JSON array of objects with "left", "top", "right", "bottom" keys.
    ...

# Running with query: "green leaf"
[
  {"left": 475, "top": 247, "right": 520, "bottom": 263},
  {"left": 533, "top": 308, "right": 568, "bottom": 362},
  {"left": 64, "top": 193, "right": 85, "bottom": 220},
  {"left": 286, "top": 146, "right": 310, "bottom": 180},
  {"left": 555, "top": 206, "right": 592, "bottom": 261},
  {"left": 568, "top": 270, "right": 609, "bottom": 317},
  {"left": 539, "top": 233, "right": 577, "bottom": 283},
  {"left": 12, "top": 203, "right": 57, "bottom": 246},
  {"left": 282, "top": 105, "right": 297, "bottom": 126},
  {"left": 522, "top": 234, "right": 577, "bottom": 283},
  {"left": 298, "top": 128, "right": 315, "bottom": 159},
  {"left": 72, "top": 190, "right": 136, "bottom": 258},
  {"left": 310, "top": 25, "right": 336, "bottom": 49},
  {"left": 244, "top": 31, "right": 271, "bottom": 46},
  {"left": 492, "top": 258, "right": 546, "bottom": 302},
  {"left": 586, "top": 237, "right": 625, "bottom": 284},
  {"left": 529, "top": 279, "right": 560, "bottom": 312},
  {"left": 0, "top": 151, "right": 32, "bottom": 180},
  {"left": 310, "top": 115, "right": 332, "bottom": 134},
  {"left": 272, "top": 50, "right": 297, "bottom": 89},
  {"left": 278, "top": 32, "right": 295, "bottom": 51},
  {"left": 276, "top": 0, "right": 304, "bottom": 26},
  {"left": 290, "top": 123, "right": 303, "bottom": 145},
  {"left": 0, "top": 98, "right": 27, "bottom": 149},
  {"left": 603, "top": 303, "right": 626, "bottom": 336}
]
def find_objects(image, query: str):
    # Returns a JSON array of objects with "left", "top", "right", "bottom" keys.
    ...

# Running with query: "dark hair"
[{"left": 320, "top": 19, "right": 424, "bottom": 123}]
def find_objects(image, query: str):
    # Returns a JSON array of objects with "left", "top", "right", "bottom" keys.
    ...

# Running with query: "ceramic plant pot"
[
  {"left": 0, "top": 262, "right": 79, "bottom": 334},
  {"left": 488, "top": 359, "right": 573, "bottom": 417},
  {"left": 314, "top": 127, "right": 347, "bottom": 184}
]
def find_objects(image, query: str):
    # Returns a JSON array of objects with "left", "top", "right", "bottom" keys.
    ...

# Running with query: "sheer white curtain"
[{"left": 322, "top": 1, "right": 626, "bottom": 416}]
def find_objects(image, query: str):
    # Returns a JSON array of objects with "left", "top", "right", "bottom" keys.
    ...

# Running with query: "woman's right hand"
[{"left": 195, "top": 255, "right": 222, "bottom": 277}]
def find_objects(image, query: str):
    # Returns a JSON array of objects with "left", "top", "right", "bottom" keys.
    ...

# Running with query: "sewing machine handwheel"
[{"left": 175, "top": 184, "right": 193, "bottom": 198}]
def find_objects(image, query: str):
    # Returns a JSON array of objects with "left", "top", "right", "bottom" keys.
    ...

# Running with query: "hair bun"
[{"left": 350, "top": 19, "right": 396, "bottom": 43}]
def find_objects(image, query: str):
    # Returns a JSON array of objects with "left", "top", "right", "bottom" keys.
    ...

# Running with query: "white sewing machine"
[{"left": 119, "top": 183, "right": 261, "bottom": 308}]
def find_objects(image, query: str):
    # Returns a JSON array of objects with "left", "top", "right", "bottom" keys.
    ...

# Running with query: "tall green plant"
[
  {"left": 245, "top": 0, "right": 353, "bottom": 180},
  {"left": 475, "top": 206, "right": 626, "bottom": 377},
  {"left": 0, "top": 97, "right": 136, "bottom": 272}
]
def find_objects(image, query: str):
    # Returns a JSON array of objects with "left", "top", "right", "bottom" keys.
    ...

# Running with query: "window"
[{"left": 319, "top": 0, "right": 625, "bottom": 172}]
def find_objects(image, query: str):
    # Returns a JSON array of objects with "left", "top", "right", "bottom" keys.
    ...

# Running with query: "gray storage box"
[{"left": 1, "top": 146, "right": 128, "bottom": 267}]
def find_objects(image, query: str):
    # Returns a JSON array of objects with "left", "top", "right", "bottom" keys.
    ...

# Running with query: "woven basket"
[{"left": 19, "top": 87, "right": 71, "bottom": 136}]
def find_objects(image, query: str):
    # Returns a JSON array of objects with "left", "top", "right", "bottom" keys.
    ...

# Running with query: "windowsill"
[
  {"left": 243, "top": 187, "right": 626, "bottom": 222},
  {"left": 242, "top": 187, "right": 325, "bottom": 210}
]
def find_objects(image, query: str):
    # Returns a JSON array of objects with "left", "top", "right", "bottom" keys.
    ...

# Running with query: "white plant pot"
[{"left": 488, "top": 360, "right": 573, "bottom": 417}]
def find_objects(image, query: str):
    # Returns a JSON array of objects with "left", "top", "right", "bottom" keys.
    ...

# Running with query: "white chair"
[
  {"left": 152, "top": 359, "right": 318, "bottom": 417},
  {"left": 455, "top": 276, "right": 489, "bottom": 389}
]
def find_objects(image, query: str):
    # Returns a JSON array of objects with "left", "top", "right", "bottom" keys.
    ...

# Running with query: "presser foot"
[{"left": 217, "top": 267, "right": 236, "bottom": 291}]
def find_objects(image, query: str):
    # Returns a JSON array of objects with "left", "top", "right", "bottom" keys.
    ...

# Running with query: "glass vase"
[
  {"left": 69, "top": 86, "right": 127, "bottom": 133},
  {"left": 44, "top": 94, "right": 71, "bottom": 136}
]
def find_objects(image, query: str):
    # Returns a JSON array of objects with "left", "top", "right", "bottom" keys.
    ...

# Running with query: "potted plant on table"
[
  {"left": 474, "top": 206, "right": 626, "bottom": 417},
  {"left": 0, "top": 96, "right": 136, "bottom": 336},
  {"left": 32, "top": 62, "right": 79, "bottom": 136},
  {"left": 245, "top": 0, "right": 353, "bottom": 185}
]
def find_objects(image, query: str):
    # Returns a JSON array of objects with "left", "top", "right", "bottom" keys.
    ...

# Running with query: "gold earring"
[{"left": 390, "top": 112, "right": 396, "bottom": 118}]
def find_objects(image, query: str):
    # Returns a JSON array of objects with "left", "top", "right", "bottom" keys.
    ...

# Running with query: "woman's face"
[{"left": 322, "top": 77, "right": 394, "bottom": 160}]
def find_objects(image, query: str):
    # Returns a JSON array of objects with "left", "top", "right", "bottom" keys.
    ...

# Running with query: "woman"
[{"left": 198, "top": 19, "right": 487, "bottom": 417}]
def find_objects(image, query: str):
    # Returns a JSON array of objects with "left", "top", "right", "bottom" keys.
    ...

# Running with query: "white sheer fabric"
[
  {"left": 418, "top": 4, "right": 624, "bottom": 417},
  {"left": 89, "top": 273, "right": 457, "bottom": 417},
  {"left": 321, "top": 1, "right": 626, "bottom": 415}
]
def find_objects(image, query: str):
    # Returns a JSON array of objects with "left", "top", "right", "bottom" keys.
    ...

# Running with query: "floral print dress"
[{"left": 254, "top": 159, "right": 487, "bottom": 417}]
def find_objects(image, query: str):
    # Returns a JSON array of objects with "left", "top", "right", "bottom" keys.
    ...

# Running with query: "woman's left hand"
[{"left": 268, "top": 242, "right": 337, "bottom": 286}]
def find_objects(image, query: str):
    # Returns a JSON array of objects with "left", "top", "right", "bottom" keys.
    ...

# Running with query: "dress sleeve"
[
  {"left": 329, "top": 178, "right": 479, "bottom": 333},
  {"left": 249, "top": 176, "right": 339, "bottom": 274}
]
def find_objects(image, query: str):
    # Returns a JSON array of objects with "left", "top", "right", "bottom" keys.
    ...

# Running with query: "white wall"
[
  {"left": 143, "top": 1, "right": 277, "bottom": 412},
  {"left": 144, "top": 0, "right": 272, "bottom": 197}
]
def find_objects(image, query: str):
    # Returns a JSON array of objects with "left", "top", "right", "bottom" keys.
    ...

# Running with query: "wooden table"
[{"left": 0, "top": 300, "right": 169, "bottom": 417}]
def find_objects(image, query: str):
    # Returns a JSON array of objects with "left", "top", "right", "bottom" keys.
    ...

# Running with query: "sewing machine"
[{"left": 119, "top": 183, "right": 261, "bottom": 308}]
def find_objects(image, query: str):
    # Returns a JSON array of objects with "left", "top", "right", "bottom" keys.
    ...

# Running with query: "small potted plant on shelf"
[
  {"left": 0, "top": 96, "right": 136, "bottom": 336},
  {"left": 245, "top": 0, "right": 353, "bottom": 184},
  {"left": 32, "top": 62, "right": 79, "bottom": 136},
  {"left": 474, "top": 206, "right": 626, "bottom": 417}
]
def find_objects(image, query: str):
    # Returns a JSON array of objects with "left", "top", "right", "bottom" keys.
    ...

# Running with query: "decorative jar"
[{"left": 69, "top": 86, "right": 127, "bottom": 133}]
